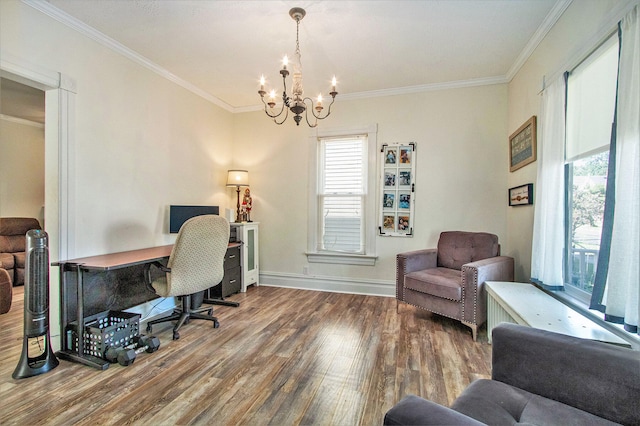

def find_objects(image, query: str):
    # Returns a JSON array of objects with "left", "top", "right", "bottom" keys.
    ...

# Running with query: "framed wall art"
[
  {"left": 509, "top": 116, "right": 537, "bottom": 172},
  {"left": 509, "top": 183, "right": 534, "bottom": 206},
  {"left": 378, "top": 142, "right": 416, "bottom": 236}
]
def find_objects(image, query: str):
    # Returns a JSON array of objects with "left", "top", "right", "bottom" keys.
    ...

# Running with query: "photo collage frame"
[{"left": 379, "top": 142, "right": 416, "bottom": 236}]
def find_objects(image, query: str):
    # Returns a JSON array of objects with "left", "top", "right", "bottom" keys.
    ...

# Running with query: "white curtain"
[
  {"left": 531, "top": 75, "right": 566, "bottom": 288},
  {"left": 603, "top": 6, "right": 640, "bottom": 333}
]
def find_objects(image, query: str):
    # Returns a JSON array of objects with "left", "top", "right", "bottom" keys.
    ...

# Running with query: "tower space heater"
[{"left": 13, "top": 229, "right": 59, "bottom": 379}]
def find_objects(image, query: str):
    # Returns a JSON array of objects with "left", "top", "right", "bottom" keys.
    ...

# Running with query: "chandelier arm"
[
  {"left": 273, "top": 107, "right": 290, "bottom": 125},
  {"left": 303, "top": 96, "right": 337, "bottom": 121},
  {"left": 261, "top": 96, "right": 287, "bottom": 119}
]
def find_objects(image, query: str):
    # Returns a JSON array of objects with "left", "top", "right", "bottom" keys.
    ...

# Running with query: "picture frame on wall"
[
  {"left": 378, "top": 142, "right": 416, "bottom": 237},
  {"left": 509, "top": 183, "right": 534, "bottom": 206},
  {"left": 509, "top": 116, "right": 537, "bottom": 172}
]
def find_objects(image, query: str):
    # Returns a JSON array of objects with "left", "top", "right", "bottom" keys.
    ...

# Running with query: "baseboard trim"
[{"left": 259, "top": 271, "right": 395, "bottom": 297}]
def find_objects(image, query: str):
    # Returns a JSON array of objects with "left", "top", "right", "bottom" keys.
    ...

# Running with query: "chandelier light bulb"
[{"left": 282, "top": 55, "right": 289, "bottom": 69}]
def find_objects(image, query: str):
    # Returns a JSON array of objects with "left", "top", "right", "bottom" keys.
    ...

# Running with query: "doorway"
[{"left": 0, "top": 60, "right": 74, "bottom": 351}]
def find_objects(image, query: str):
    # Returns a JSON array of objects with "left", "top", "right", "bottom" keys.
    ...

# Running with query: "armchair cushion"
[
  {"left": 451, "top": 379, "right": 618, "bottom": 426},
  {"left": 405, "top": 267, "right": 462, "bottom": 300},
  {"left": 437, "top": 231, "right": 499, "bottom": 270}
]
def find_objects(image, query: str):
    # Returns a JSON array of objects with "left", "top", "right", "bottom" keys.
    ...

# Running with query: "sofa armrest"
[
  {"left": 492, "top": 323, "right": 640, "bottom": 425},
  {"left": 384, "top": 395, "right": 485, "bottom": 426},
  {"left": 396, "top": 249, "right": 437, "bottom": 302}
]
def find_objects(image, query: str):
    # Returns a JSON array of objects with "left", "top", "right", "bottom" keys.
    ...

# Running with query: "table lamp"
[{"left": 226, "top": 170, "right": 249, "bottom": 222}]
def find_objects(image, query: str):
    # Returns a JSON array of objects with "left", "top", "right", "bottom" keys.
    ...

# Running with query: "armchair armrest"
[
  {"left": 460, "top": 256, "right": 514, "bottom": 325},
  {"left": 384, "top": 395, "right": 485, "bottom": 426},
  {"left": 396, "top": 249, "right": 437, "bottom": 302},
  {"left": 397, "top": 249, "right": 438, "bottom": 274},
  {"left": 462, "top": 256, "right": 514, "bottom": 286},
  {"left": 492, "top": 323, "right": 640, "bottom": 425}
]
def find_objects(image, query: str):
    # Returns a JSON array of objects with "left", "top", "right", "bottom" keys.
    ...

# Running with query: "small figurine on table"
[{"left": 242, "top": 188, "right": 253, "bottom": 222}]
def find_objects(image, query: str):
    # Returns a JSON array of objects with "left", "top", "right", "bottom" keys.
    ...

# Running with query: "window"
[
  {"left": 564, "top": 35, "right": 618, "bottom": 302},
  {"left": 307, "top": 125, "right": 378, "bottom": 265},
  {"left": 319, "top": 136, "right": 365, "bottom": 253}
]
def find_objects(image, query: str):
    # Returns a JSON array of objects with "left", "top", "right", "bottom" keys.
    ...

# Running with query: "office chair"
[{"left": 145, "top": 214, "right": 230, "bottom": 340}]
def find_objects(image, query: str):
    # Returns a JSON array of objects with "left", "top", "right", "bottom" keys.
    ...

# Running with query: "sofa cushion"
[
  {"left": 405, "top": 268, "right": 462, "bottom": 301},
  {"left": 0, "top": 253, "right": 14, "bottom": 270},
  {"left": 0, "top": 268, "right": 11, "bottom": 314},
  {"left": 437, "top": 231, "right": 499, "bottom": 270},
  {"left": 451, "top": 379, "right": 620, "bottom": 426},
  {"left": 14, "top": 252, "right": 26, "bottom": 269}
]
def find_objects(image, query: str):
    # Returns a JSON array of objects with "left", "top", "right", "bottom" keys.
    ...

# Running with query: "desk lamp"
[{"left": 226, "top": 170, "right": 249, "bottom": 222}]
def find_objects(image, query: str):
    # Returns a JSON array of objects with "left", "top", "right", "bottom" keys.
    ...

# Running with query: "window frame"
[{"left": 306, "top": 124, "right": 378, "bottom": 266}]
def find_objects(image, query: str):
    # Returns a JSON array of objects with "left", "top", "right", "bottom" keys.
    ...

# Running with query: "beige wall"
[
  {"left": 1, "top": 0, "right": 235, "bottom": 258},
  {"left": 0, "top": 117, "right": 45, "bottom": 224},
  {"left": 506, "top": 0, "right": 631, "bottom": 281},
  {"left": 234, "top": 84, "right": 509, "bottom": 290},
  {"left": 1, "top": 0, "right": 235, "bottom": 348}
]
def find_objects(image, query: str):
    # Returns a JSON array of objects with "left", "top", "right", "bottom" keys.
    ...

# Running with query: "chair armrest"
[
  {"left": 143, "top": 261, "right": 170, "bottom": 292},
  {"left": 397, "top": 249, "right": 437, "bottom": 274},
  {"left": 384, "top": 395, "right": 485, "bottom": 426},
  {"left": 460, "top": 256, "right": 513, "bottom": 325},
  {"left": 462, "top": 256, "right": 514, "bottom": 285},
  {"left": 396, "top": 249, "right": 437, "bottom": 302},
  {"left": 492, "top": 323, "right": 640, "bottom": 425}
]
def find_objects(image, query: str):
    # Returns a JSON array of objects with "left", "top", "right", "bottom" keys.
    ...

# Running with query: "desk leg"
[{"left": 56, "top": 264, "right": 109, "bottom": 370}]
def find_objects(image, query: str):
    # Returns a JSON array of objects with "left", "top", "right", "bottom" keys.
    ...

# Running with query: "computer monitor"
[{"left": 169, "top": 205, "right": 219, "bottom": 233}]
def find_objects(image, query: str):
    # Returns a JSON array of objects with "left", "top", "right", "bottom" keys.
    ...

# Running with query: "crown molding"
[
  {"left": 22, "top": 0, "right": 235, "bottom": 113},
  {"left": 234, "top": 75, "right": 509, "bottom": 113},
  {"left": 22, "top": 0, "right": 589, "bottom": 114},
  {"left": 506, "top": 0, "right": 573, "bottom": 81}
]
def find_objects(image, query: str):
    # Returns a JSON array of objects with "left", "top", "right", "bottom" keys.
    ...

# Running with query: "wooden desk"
[{"left": 54, "top": 243, "right": 241, "bottom": 370}]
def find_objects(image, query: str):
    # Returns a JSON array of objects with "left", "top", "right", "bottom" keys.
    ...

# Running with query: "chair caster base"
[
  {"left": 172, "top": 331, "right": 180, "bottom": 340},
  {"left": 213, "top": 320, "right": 220, "bottom": 328}
]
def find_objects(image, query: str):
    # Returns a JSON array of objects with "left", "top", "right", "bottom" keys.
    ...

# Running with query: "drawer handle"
[
  {"left": 228, "top": 255, "right": 236, "bottom": 258},
  {"left": 229, "top": 280, "right": 237, "bottom": 284}
]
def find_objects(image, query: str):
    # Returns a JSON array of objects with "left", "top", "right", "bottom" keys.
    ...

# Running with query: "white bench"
[{"left": 485, "top": 281, "right": 628, "bottom": 346}]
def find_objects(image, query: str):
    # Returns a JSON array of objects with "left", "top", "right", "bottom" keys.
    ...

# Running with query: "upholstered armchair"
[
  {"left": 0, "top": 217, "right": 42, "bottom": 286},
  {"left": 396, "top": 231, "right": 514, "bottom": 340}
]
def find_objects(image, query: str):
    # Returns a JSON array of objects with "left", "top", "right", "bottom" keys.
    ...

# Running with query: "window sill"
[
  {"left": 305, "top": 252, "right": 377, "bottom": 266},
  {"left": 533, "top": 283, "right": 640, "bottom": 349}
]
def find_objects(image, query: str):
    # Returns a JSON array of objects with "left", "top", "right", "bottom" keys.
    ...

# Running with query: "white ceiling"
[{"left": 5, "top": 0, "right": 566, "bottom": 119}]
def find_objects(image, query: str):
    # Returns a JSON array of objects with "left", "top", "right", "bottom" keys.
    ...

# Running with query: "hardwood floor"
[{"left": 0, "top": 285, "right": 491, "bottom": 425}]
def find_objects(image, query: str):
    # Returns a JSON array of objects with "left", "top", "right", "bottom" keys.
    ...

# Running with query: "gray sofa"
[{"left": 384, "top": 323, "right": 639, "bottom": 425}]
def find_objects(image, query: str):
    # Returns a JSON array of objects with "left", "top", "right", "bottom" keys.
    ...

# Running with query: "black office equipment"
[
  {"left": 13, "top": 229, "right": 59, "bottom": 379},
  {"left": 169, "top": 205, "right": 219, "bottom": 233}
]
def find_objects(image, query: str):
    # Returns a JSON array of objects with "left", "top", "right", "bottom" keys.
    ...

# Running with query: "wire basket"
[{"left": 66, "top": 310, "right": 140, "bottom": 358}]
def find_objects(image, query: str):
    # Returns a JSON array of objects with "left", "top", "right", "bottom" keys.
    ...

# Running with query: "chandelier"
[{"left": 258, "top": 7, "right": 338, "bottom": 127}]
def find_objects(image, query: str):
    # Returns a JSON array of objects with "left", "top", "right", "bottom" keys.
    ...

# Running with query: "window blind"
[
  {"left": 566, "top": 36, "right": 618, "bottom": 161},
  {"left": 319, "top": 136, "right": 366, "bottom": 253}
]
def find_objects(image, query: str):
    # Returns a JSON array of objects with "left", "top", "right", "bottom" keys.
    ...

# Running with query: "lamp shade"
[{"left": 226, "top": 170, "right": 249, "bottom": 187}]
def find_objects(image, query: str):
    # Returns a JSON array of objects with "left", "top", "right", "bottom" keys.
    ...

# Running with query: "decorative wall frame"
[
  {"left": 379, "top": 142, "right": 416, "bottom": 236},
  {"left": 509, "top": 116, "right": 537, "bottom": 172},
  {"left": 509, "top": 183, "right": 534, "bottom": 206}
]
